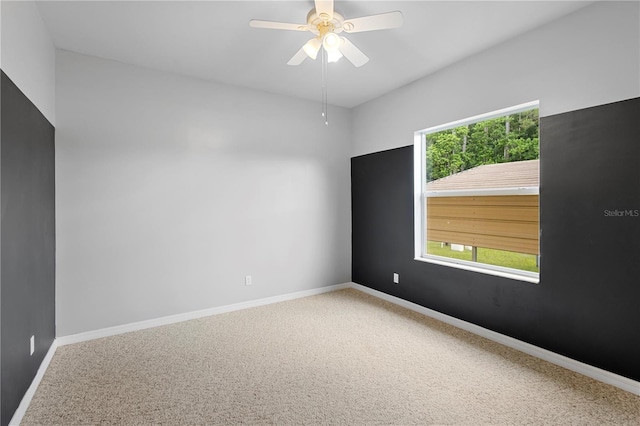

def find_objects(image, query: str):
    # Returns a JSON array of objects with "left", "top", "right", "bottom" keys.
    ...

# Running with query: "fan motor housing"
[{"left": 306, "top": 8, "right": 344, "bottom": 35}]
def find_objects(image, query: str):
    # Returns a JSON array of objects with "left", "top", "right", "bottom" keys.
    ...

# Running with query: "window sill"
[{"left": 414, "top": 256, "right": 540, "bottom": 284}]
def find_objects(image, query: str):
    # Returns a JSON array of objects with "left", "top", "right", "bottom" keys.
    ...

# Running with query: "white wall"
[
  {"left": 0, "top": 1, "right": 55, "bottom": 124},
  {"left": 352, "top": 1, "right": 640, "bottom": 157},
  {"left": 56, "top": 51, "right": 352, "bottom": 336}
]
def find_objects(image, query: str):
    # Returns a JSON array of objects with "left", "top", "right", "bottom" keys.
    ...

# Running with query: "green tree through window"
[{"left": 425, "top": 109, "right": 539, "bottom": 182}]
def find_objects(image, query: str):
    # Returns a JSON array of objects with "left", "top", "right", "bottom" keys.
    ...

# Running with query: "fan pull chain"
[{"left": 321, "top": 47, "right": 328, "bottom": 126}]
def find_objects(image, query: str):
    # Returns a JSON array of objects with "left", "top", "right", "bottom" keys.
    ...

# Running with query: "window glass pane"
[{"left": 422, "top": 106, "right": 539, "bottom": 277}]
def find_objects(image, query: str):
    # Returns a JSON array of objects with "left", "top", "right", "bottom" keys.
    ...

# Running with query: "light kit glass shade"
[
  {"left": 322, "top": 33, "right": 343, "bottom": 63},
  {"left": 322, "top": 32, "right": 341, "bottom": 52},
  {"left": 303, "top": 38, "right": 322, "bottom": 60}
]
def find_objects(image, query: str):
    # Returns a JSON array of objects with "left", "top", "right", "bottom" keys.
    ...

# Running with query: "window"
[{"left": 414, "top": 101, "right": 540, "bottom": 283}]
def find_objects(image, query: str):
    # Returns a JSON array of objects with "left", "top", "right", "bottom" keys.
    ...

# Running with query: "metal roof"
[{"left": 426, "top": 159, "right": 539, "bottom": 191}]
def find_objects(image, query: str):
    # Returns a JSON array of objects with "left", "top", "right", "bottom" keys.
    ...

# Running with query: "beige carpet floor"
[{"left": 22, "top": 288, "right": 639, "bottom": 425}]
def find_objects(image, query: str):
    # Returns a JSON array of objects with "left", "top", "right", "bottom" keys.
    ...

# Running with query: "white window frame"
[{"left": 413, "top": 101, "right": 540, "bottom": 284}]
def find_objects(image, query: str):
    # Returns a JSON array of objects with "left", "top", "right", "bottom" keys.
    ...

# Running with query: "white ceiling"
[{"left": 36, "top": 0, "right": 594, "bottom": 108}]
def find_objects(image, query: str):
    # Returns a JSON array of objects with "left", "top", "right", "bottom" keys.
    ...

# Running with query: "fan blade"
[
  {"left": 315, "top": 0, "right": 334, "bottom": 20},
  {"left": 343, "top": 11, "right": 403, "bottom": 33},
  {"left": 249, "top": 20, "right": 308, "bottom": 31},
  {"left": 287, "top": 47, "right": 308, "bottom": 66},
  {"left": 339, "top": 37, "right": 369, "bottom": 67}
]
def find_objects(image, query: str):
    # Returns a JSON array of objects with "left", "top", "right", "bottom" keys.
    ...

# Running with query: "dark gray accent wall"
[
  {"left": 1, "top": 71, "right": 56, "bottom": 426},
  {"left": 352, "top": 97, "right": 640, "bottom": 382}
]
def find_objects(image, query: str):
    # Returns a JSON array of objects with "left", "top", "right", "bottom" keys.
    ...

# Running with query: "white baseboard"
[
  {"left": 9, "top": 340, "right": 59, "bottom": 426},
  {"left": 350, "top": 282, "right": 640, "bottom": 396},
  {"left": 56, "top": 283, "right": 351, "bottom": 346}
]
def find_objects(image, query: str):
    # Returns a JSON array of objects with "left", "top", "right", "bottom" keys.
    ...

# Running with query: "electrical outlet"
[
  {"left": 245, "top": 275, "right": 252, "bottom": 286},
  {"left": 393, "top": 273, "right": 399, "bottom": 284},
  {"left": 30, "top": 335, "right": 35, "bottom": 356}
]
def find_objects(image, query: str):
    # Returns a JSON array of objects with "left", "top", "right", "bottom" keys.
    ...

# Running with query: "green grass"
[{"left": 426, "top": 241, "right": 539, "bottom": 273}]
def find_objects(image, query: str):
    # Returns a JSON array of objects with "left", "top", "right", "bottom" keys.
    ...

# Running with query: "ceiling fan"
[{"left": 249, "top": 0, "right": 403, "bottom": 67}]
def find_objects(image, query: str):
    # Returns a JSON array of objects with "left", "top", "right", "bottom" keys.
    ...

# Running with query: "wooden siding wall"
[{"left": 427, "top": 195, "right": 539, "bottom": 255}]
